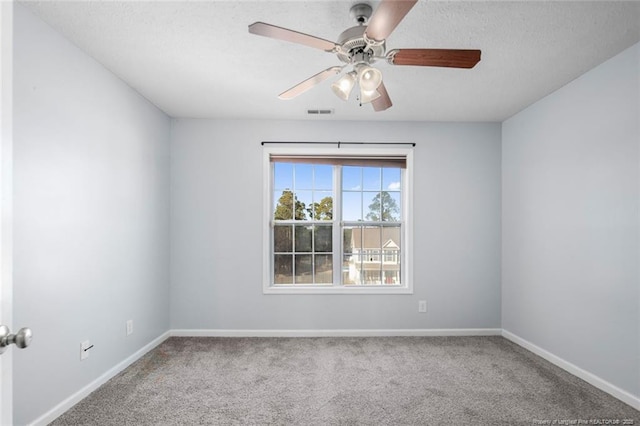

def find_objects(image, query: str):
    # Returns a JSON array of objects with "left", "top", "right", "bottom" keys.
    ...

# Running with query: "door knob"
[{"left": 0, "top": 325, "right": 33, "bottom": 354}]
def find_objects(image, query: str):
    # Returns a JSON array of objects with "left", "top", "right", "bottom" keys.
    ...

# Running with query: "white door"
[{"left": 1, "top": 2, "right": 14, "bottom": 423}]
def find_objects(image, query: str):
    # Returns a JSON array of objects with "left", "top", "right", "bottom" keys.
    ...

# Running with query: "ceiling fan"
[{"left": 248, "top": 0, "right": 481, "bottom": 112}]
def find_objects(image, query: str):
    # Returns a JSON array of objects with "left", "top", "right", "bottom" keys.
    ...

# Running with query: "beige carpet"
[{"left": 51, "top": 336, "right": 639, "bottom": 425}]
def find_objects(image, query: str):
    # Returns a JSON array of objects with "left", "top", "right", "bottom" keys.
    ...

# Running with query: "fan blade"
[
  {"left": 365, "top": 0, "right": 418, "bottom": 43},
  {"left": 372, "top": 82, "right": 392, "bottom": 112},
  {"left": 249, "top": 22, "right": 337, "bottom": 52},
  {"left": 278, "top": 66, "right": 343, "bottom": 100},
  {"left": 388, "top": 48, "right": 481, "bottom": 68}
]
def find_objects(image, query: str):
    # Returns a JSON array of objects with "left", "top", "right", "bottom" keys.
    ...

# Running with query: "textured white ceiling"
[{"left": 20, "top": 1, "right": 640, "bottom": 121}]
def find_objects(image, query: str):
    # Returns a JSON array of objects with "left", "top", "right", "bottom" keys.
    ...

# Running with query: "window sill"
[{"left": 263, "top": 285, "right": 413, "bottom": 295}]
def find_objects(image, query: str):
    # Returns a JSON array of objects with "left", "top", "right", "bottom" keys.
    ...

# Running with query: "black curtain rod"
[{"left": 261, "top": 141, "right": 415, "bottom": 147}]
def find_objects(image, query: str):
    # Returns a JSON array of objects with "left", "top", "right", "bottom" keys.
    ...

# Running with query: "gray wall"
[
  {"left": 12, "top": 5, "right": 171, "bottom": 424},
  {"left": 502, "top": 42, "right": 639, "bottom": 398},
  {"left": 170, "top": 119, "right": 502, "bottom": 330}
]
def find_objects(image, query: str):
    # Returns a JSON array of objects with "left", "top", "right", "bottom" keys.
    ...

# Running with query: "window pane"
[
  {"left": 342, "top": 191, "right": 362, "bottom": 221},
  {"left": 382, "top": 226, "right": 401, "bottom": 284},
  {"left": 342, "top": 166, "right": 362, "bottom": 191},
  {"left": 294, "top": 225, "right": 312, "bottom": 252},
  {"left": 363, "top": 269, "right": 382, "bottom": 285},
  {"left": 382, "top": 225, "right": 401, "bottom": 250},
  {"left": 383, "top": 192, "right": 401, "bottom": 221},
  {"left": 345, "top": 225, "right": 384, "bottom": 285},
  {"left": 274, "top": 254, "right": 293, "bottom": 284},
  {"left": 343, "top": 254, "right": 360, "bottom": 285},
  {"left": 383, "top": 168, "right": 401, "bottom": 191},
  {"left": 314, "top": 165, "right": 333, "bottom": 190},
  {"left": 349, "top": 226, "right": 368, "bottom": 253},
  {"left": 273, "top": 190, "right": 293, "bottom": 220},
  {"left": 295, "top": 164, "right": 313, "bottom": 190},
  {"left": 296, "top": 190, "right": 313, "bottom": 221},
  {"left": 363, "top": 167, "right": 381, "bottom": 191},
  {"left": 314, "top": 254, "right": 332, "bottom": 284},
  {"left": 295, "top": 254, "right": 313, "bottom": 284},
  {"left": 273, "top": 225, "right": 293, "bottom": 252},
  {"left": 364, "top": 192, "right": 381, "bottom": 221},
  {"left": 314, "top": 225, "right": 332, "bottom": 252},
  {"left": 312, "top": 192, "right": 333, "bottom": 220},
  {"left": 365, "top": 191, "right": 400, "bottom": 222},
  {"left": 354, "top": 226, "right": 382, "bottom": 261},
  {"left": 274, "top": 163, "right": 293, "bottom": 191},
  {"left": 383, "top": 269, "right": 400, "bottom": 285},
  {"left": 343, "top": 227, "right": 354, "bottom": 254}
]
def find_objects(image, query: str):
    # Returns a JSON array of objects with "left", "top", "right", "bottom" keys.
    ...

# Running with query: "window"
[{"left": 263, "top": 147, "right": 413, "bottom": 294}]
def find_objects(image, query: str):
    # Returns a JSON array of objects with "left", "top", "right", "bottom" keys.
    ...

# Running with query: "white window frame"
[{"left": 262, "top": 146, "right": 413, "bottom": 294}]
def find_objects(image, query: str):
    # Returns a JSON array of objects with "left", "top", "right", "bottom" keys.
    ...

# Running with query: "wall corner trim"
[
  {"left": 502, "top": 329, "right": 640, "bottom": 410},
  {"left": 29, "top": 331, "right": 171, "bottom": 426}
]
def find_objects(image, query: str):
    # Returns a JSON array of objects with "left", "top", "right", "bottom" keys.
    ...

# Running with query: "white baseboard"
[
  {"left": 502, "top": 329, "right": 640, "bottom": 410},
  {"left": 30, "top": 331, "right": 171, "bottom": 426},
  {"left": 170, "top": 328, "right": 503, "bottom": 337}
]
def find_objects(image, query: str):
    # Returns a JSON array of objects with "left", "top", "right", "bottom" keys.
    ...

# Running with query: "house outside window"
[{"left": 263, "top": 146, "right": 413, "bottom": 294}]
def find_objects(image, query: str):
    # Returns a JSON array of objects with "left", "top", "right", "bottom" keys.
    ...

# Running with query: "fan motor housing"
[{"left": 336, "top": 25, "right": 385, "bottom": 64}]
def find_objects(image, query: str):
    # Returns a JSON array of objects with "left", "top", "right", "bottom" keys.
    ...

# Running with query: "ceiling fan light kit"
[
  {"left": 360, "top": 87, "right": 382, "bottom": 104},
  {"left": 331, "top": 71, "right": 357, "bottom": 101},
  {"left": 357, "top": 65, "right": 383, "bottom": 93},
  {"left": 249, "top": 0, "right": 482, "bottom": 112}
]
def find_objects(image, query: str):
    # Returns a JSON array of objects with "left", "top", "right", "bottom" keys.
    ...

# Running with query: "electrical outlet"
[
  {"left": 126, "top": 320, "right": 133, "bottom": 336},
  {"left": 418, "top": 300, "right": 427, "bottom": 313},
  {"left": 80, "top": 340, "right": 91, "bottom": 360}
]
